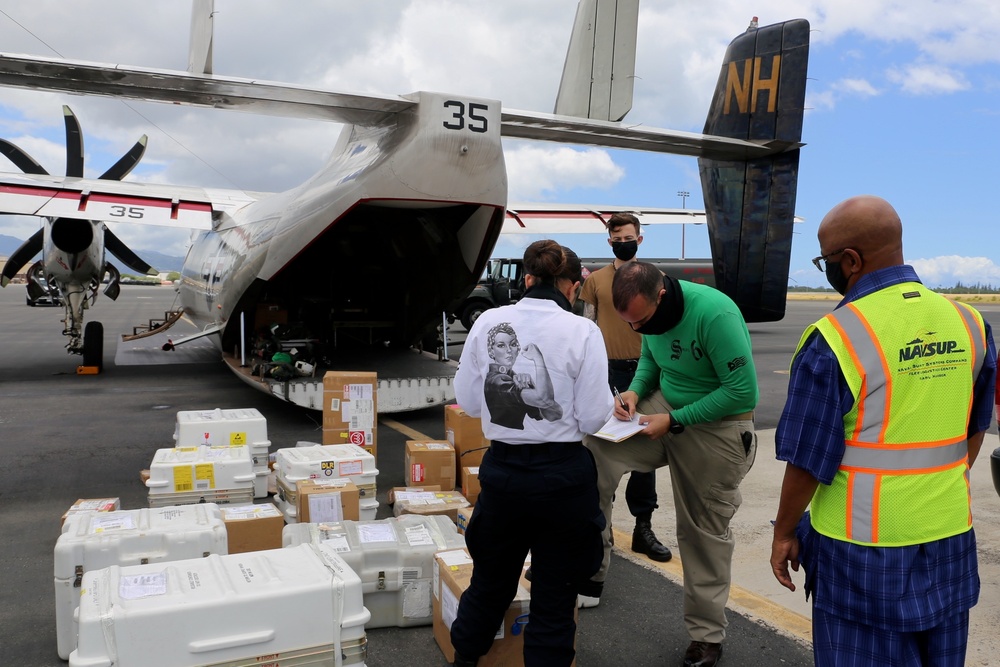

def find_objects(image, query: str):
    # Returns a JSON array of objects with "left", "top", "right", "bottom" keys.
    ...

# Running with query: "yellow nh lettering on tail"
[{"left": 724, "top": 55, "right": 781, "bottom": 114}]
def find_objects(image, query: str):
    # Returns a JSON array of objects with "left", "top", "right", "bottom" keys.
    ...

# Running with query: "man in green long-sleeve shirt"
[{"left": 583, "top": 261, "right": 758, "bottom": 667}]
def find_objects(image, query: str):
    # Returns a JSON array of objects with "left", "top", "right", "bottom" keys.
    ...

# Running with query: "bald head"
[{"left": 817, "top": 195, "right": 904, "bottom": 273}]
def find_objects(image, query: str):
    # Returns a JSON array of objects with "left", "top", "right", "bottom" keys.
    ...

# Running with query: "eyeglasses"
[{"left": 811, "top": 248, "right": 847, "bottom": 272}]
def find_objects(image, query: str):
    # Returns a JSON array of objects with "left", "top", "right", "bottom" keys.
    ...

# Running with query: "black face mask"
[
  {"left": 634, "top": 276, "right": 684, "bottom": 335},
  {"left": 826, "top": 260, "right": 850, "bottom": 295},
  {"left": 611, "top": 240, "right": 638, "bottom": 261}
]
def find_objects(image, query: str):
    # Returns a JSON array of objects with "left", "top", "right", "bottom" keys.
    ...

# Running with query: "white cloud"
[
  {"left": 505, "top": 144, "right": 625, "bottom": 201},
  {"left": 909, "top": 256, "right": 1000, "bottom": 288},
  {"left": 886, "top": 64, "right": 969, "bottom": 95},
  {"left": 833, "top": 78, "right": 879, "bottom": 97}
]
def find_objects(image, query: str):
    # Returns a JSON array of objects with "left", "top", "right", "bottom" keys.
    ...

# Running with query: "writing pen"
[{"left": 613, "top": 387, "right": 628, "bottom": 411}]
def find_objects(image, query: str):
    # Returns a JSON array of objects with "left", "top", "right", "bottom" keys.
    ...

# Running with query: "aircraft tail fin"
[
  {"left": 699, "top": 19, "right": 809, "bottom": 322},
  {"left": 188, "top": 0, "right": 214, "bottom": 75},
  {"left": 554, "top": 0, "right": 639, "bottom": 122}
]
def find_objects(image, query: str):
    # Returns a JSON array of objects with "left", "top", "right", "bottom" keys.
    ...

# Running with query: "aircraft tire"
[
  {"left": 460, "top": 301, "right": 488, "bottom": 331},
  {"left": 83, "top": 321, "right": 104, "bottom": 370}
]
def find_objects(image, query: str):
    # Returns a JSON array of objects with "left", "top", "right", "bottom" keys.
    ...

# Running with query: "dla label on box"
[
  {"left": 358, "top": 523, "right": 397, "bottom": 543},
  {"left": 89, "top": 514, "right": 136, "bottom": 533}
]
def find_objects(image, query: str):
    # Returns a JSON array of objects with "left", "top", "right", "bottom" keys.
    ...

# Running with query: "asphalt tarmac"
[{"left": 3, "top": 285, "right": 998, "bottom": 666}]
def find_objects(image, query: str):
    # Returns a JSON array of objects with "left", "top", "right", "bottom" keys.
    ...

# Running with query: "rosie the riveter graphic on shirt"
[{"left": 484, "top": 322, "right": 562, "bottom": 429}]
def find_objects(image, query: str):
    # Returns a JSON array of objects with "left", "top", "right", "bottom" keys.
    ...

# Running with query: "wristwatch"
[{"left": 667, "top": 412, "right": 685, "bottom": 434}]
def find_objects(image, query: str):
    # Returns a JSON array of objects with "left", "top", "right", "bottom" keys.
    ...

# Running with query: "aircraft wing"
[
  {"left": 0, "top": 171, "right": 264, "bottom": 230},
  {"left": 504, "top": 205, "right": 707, "bottom": 235},
  {"left": 0, "top": 53, "right": 799, "bottom": 161}
]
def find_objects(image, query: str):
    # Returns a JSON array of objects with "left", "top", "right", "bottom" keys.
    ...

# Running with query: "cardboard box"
[
  {"left": 461, "top": 466, "right": 481, "bottom": 506},
  {"left": 296, "top": 479, "right": 360, "bottom": 523},
  {"left": 255, "top": 302, "right": 288, "bottom": 328},
  {"left": 456, "top": 505, "right": 475, "bottom": 535},
  {"left": 322, "top": 371, "right": 377, "bottom": 452},
  {"left": 221, "top": 504, "right": 284, "bottom": 553},
  {"left": 393, "top": 490, "right": 469, "bottom": 523},
  {"left": 387, "top": 485, "right": 442, "bottom": 505},
  {"left": 445, "top": 405, "right": 490, "bottom": 481},
  {"left": 434, "top": 549, "right": 543, "bottom": 666},
  {"left": 405, "top": 440, "right": 456, "bottom": 491},
  {"left": 61, "top": 498, "right": 120, "bottom": 527}
]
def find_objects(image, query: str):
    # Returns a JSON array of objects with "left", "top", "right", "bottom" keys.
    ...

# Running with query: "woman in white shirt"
[{"left": 450, "top": 240, "right": 613, "bottom": 667}]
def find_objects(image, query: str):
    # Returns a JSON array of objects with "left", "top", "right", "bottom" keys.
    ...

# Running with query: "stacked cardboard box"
[
  {"left": 434, "top": 549, "right": 545, "bottom": 666},
  {"left": 173, "top": 408, "right": 271, "bottom": 499},
  {"left": 461, "top": 466, "right": 481, "bottom": 506},
  {"left": 444, "top": 405, "right": 489, "bottom": 482},
  {"left": 220, "top": 504, "right": 284, "bottom": 553},
  {"left": 295, "top": 479, "right": 360, "bottom": 523},
  {"left": 394, "top": 490, "right": 469, "bottom": 523},
  {"left": 322, "top": 371, "right": 378, "bottom": 460},
  {"left": 405, "top": 440, "right": 456, "bottom": 491},
  {"left": 60, "top": 498, "right": 120, "bottom": 527},
  {"left": 456, "top": 505, "right": 475, "bottom": 535}
]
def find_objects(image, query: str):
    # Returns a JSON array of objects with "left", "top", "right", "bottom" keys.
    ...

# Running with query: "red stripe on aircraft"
[{"left": 0, "top": 184, "right": 60, "bottom": 197}]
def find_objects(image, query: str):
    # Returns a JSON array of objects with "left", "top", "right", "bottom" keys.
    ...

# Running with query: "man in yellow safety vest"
[{"left": 769, "top": 195, "right": 997, "bottom": 667}]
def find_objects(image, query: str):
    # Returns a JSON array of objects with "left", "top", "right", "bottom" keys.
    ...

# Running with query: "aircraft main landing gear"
[{"left": 79, "top": 320, "right": 104, "bottom": 373}]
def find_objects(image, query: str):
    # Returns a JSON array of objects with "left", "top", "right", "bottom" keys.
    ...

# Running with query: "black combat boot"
[{"left": 632, "top": 515, "right": 672, "bottom": 562}]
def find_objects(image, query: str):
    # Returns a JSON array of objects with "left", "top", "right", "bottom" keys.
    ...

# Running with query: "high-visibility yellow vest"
[{"left": 794, "top": 282, "right": 987, "bottom": 546}]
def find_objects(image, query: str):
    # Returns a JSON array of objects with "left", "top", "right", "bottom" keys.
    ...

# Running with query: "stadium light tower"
[{"left": 678, "top": 191, "right": 690, "bottom": 259}]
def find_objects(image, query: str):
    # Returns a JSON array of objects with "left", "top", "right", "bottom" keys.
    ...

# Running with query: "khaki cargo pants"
[{"left": 583, "top": 389, "right": 756, "bottom": 644}]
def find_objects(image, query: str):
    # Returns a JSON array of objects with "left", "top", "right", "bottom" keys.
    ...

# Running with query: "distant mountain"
[{"left": 0, "top": 234, "right": 185, "bottom": 274}]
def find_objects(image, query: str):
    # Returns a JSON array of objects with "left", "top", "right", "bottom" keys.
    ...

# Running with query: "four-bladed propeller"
[{"left": 0, "top": 105, "right": 154, "bottom": 285}]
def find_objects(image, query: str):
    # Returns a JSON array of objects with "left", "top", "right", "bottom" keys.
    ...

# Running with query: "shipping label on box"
[
  {"left": 61, "top": 498, "right": 121, "bottom": 527},
  {"left": 387, "top": 486, "right": 442, "bottom": 505},
  {"left": 393, "top": 491, "right": 469, "bottom": 523}
]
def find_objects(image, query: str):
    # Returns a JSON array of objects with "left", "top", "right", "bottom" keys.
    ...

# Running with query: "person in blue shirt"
[{"left": 770, "top": 195, "right": 997, "bottom": 667}]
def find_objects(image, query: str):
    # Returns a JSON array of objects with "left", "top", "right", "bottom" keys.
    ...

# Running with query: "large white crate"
[
  {"left": 146, "top": 445, "right": 256, "bottom": 506},
  {"left": 55, "top": 504, "right": 228, "bottom": 660},
  {"left": 276, "top": 443, "right": 377, "bottom": 484},
  {"left": 173, "top": 408, "right": 269, "bottom": 449},
  {"left": 70, "top": 544, "right": 369, "bottom": 667},
  {"left": 282, "top": 515, "right": 466, "bottom": 629},
  {"left": 174, "top": 409, "right": 271, "bottom": 499}
]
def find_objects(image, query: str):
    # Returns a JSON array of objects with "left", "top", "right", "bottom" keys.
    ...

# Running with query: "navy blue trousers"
[{"left": 450, "top": 442, "right": 605, "bottom": 666}]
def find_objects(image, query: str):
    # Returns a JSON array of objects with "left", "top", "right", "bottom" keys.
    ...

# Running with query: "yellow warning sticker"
[
  {"left": 230, "top": 432, "right": 246, "bottom": 446},
  {"left": 174, "top": 466, "right": 194, "bottom": 492},
  {"left": 196, "top": 463, "right": 215, "bottom": 489}
]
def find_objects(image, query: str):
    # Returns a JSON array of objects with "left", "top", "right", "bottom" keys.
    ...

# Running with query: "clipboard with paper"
[{"left": 593, "top": 413, "right": 646, "bottom": 443}]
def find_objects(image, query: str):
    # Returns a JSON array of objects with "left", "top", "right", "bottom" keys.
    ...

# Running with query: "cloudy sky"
[{"left": 1, "top": 0, "right": 999, "bottom": 288}]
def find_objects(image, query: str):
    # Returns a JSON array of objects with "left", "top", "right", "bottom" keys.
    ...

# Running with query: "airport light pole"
[{"left": 677, "top": 191, "right": 690, "bottom": 259}]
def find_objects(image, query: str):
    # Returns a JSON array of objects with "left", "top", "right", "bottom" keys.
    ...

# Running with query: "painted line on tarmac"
[
  {"left": 611, "top": 527, "right": 812, "bottom": 646},
  {"left": 381, "top": 418, "right": 432, "bottom": 442}
]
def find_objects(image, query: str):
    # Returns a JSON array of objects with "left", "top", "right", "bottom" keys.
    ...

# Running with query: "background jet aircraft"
[{"left": 0, "top": 0, "right": 809, "bottom": 410}]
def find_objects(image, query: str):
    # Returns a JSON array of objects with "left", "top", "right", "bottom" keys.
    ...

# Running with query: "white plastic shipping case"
[
  {"left": 54, "top": 504, "right": 228, "bottom": 660},
  {"left": 174, "top": 408, "right": 272, "bottom": 498},
  {"left": 146, "top": 445, "right": 256, "bottom": 507},
  {"left": 70, "top": 544, "right": 370, "bottom": 667},
  {"left": 282, "top": 515, "right": 466, "bottom": 628},
  {"left": 275, "top": 443, "right": 379, "bottom": 519}
]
